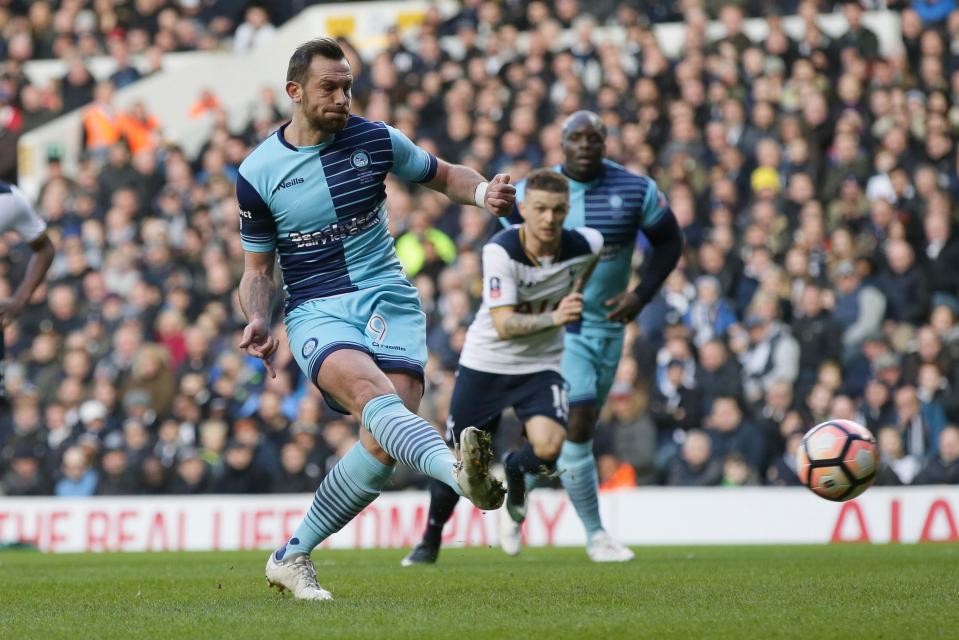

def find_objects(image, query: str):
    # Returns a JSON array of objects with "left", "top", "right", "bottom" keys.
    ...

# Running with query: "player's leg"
[
  {"left": 498, "top": 371, "right": 569, "bottom": 555},
  {"left": 504, "top": 414, "right": 565, "bottom": 519},
  {"left": 558, "top": 334, "right": 634, "bottom": 562},
  {"left": 356, "top": 282, "right": 502, "bottom": 510},
  {"left": 403, "top": 366, "right": 505, "bottom": 566}
]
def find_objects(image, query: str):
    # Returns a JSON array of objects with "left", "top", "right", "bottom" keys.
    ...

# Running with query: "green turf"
[{"left": 1, "top": 545, "right": 957, "bottom": 639}]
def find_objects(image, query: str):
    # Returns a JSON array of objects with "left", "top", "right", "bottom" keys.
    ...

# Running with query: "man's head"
[
  {"left": 518, "top": 169, "right": 569, "bottom": 247},
  {"left": 561, "top": 110, "right": 606, "bottom": 181},
  {"left": 286, "top": 37, "right": 352, "bottom": 135},
  {"left": 939, "top": 426, "right": 959, "bottom": 464}
]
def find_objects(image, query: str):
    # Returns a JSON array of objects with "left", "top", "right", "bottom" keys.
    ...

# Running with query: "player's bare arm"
[
  {"left": 490, "top": 292, "right": 584, "bottom": 339},
  {"left": 237, "top": 249, "right": 279, "bottom": 378},
  {"left": 0, "top": 231, "right": 55, "bottom": 326},
  {"left": 424, "top": 161, "right": 515, "bottom": 217}
]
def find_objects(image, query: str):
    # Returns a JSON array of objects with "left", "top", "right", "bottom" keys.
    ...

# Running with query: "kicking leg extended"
[{"left": 268, "top": 350, "right": 502, "bottom": 598}]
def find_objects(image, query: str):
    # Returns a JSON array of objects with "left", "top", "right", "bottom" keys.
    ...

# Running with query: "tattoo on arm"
[
  {"left": 240, "top": 272, "right": 276, "bottom": 320},
  {"left": 497, "top": 311, "right": 555, "bottom": 339}
]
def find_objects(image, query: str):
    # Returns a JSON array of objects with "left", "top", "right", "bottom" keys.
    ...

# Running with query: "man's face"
[
  {"left": 562, "top": 121, "right": 605, "bottom": 179},
  {"left": 290, "top": 56, "right": 353, "bottom": 135},
  {"left": 519, "top": 188, "right": 568, "bottom": 246}
]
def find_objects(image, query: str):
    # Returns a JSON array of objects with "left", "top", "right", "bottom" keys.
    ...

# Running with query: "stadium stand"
[{"left": 1, "top": 0, "right": 958, "bottom": 497}]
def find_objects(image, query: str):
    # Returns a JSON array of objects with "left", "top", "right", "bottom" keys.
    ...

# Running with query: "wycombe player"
[
  {"left": 402, "top": 169, "right": 602, "bottom": 566},
  {"left": 236, "top": 38, "right": 514, "bottom": 600}
]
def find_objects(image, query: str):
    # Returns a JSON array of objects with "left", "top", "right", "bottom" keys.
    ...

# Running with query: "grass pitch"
[{"left": 1, "top": 545, "right": 957, "bottom": 639}]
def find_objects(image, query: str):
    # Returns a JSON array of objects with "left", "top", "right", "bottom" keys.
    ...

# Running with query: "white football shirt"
[
  {"left": 459, "top": 225, "right": 603, "bottom": 375},
  {"left": 0, "top": 182, "right": 47, "bottom": 242}
]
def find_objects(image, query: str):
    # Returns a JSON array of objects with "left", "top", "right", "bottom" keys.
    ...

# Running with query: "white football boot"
[
  {"left": 586, "top": 530, "right": 635, "bottom": 563},
  {"left": 453, "top": 427, "right": 505, "bottom": 510},
  {"left": 265, "top": 552, "right": 333, "bottom": 601}
]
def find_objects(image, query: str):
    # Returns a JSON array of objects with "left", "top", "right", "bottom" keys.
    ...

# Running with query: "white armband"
[{"left": 474, "top": 181, "right": 489, "bottom": 208}]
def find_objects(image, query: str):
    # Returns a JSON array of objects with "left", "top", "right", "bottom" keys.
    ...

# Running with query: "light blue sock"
[
  {"left": 558, "top": 439, "right": 603, "bottom": 537},
  {"left": 280, "top": 442, "right": 394, "bottom": 558},
  {"left": 362, "top": 393, "right": 461, "bottom": 493}
]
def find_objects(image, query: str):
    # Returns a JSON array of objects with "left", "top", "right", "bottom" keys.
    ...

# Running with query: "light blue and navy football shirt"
[
  {"left": 510, "top": 160, "right": 668, "bottom": 336},
  {"left": 237, "top": 116, "right": 438, "bottom": 311}
]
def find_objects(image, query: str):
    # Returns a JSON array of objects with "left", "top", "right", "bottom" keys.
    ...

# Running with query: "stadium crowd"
[{"left": 2, "top": 0, "right": 959, "bottom": 498}]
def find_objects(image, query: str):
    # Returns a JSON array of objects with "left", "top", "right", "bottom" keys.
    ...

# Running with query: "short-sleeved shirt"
[
  {"left": 510, "top": 160, "right": 668, "bottom": 336},
  {"left": 0, "top": 181, "right": 48, "bottom": 243},
  {"left": 458, "top": 225, "right": 603, "bottom": 375},
  {"left": 236, "top": 115, "right": 438, "bottom": 311}
]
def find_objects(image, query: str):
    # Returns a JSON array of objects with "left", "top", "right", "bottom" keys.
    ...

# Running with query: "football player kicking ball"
[
  {"left": 237, "top": 38, "right": 513, "bottom": 600},
  {"left": 402, "top": 168, "right": 602, "bottom": 566}
]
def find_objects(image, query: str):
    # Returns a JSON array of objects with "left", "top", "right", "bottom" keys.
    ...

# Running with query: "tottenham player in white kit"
[
  {"left": 402, "top": 169, "right": 602, "bottom": 565},
  {"left": 0, "top": 181, "right": 54, "bottom": 328}
]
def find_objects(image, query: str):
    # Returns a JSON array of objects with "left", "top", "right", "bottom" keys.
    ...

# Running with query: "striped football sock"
[
  {"left": 362, "top": 393, "right": 460, "bottom": 493},
  {"left": 279, "top": 442, "right": 393, "bottom": 558},
  {"left": 558, "top": 439, "right": 604, "bottom": 537}
]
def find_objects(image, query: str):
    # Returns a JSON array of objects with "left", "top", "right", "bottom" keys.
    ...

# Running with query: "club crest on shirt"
[
  {"left": 350, "top": 149, "right": 371, "bottom": 169},
  {"left": 608, "top": 194, "right": 623, "bottom": 209}
]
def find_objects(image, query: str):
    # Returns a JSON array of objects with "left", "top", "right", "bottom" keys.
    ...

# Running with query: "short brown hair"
[
  {"left": 287, "top": 37, "right": 346, "bottom": 84},
  {"left": 525, "top": 169, "right": 568, "bottom": 194}
]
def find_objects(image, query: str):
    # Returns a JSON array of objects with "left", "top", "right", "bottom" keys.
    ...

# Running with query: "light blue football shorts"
[
  {"left": 285, "top": 279, "right": 427, "bottom": 410},
  {"left": 561, "top": 331, "right": 625, "bottom": 407}
]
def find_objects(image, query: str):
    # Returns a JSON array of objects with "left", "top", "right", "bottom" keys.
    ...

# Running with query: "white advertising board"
[{"left": 1, "top": 487, "right": 957, "bottom": 553}]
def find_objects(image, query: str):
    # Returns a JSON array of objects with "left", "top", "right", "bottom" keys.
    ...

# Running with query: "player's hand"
[
  {"left": 0, "top": 298, "right": 23, "bottom": 327},
  {"left": 485, "top": 174, "right": 516, "bottom": 217},
  {"left": 238, "top": 315, "right": 279, "bottom": 378},
  {"left": 551, "top": 292, "right": 584, "bottom": 326},
  {"left": 605, "top": 291, "right": 644, "bottom": 324}
]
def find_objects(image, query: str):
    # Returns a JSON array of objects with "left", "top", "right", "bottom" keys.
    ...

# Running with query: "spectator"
[
  {"left": 54, "top": 446, "right": 98, "bottom": 497},
  {"left": 832, "top": 260, "right": 887, "bottom": 360},
  {"left": 877, "top": 239, "right": 930, "bottom": 325},
  {"left": 666, "top": 430, "right": 722, "bottom": 487},
  {"left": 96, "top": 449, "right": 138, "bottom": 495},
  {"left": 1, "top": 449, "right": 50, "bottom": 495},
  {"left": 170, "top": 450, "right": 211, "bottom": 494},
  {"left": 721, "top": 453, "right": 760, "bottom": 487},
  {"left": 912, "top": 426, "right": 959, "bottom": 484},
  {"left": 792, "top": 284, "right": 843, "bottom": 390},
  {"left": 272, "top": 443, "right": 319, "bottom": 493},
  {"left": 649, "top": 358, "right": 703, "bottom": 440},
  {"left": 233, "top": 4, "right": 276, "bottom": 52},
  {"left": 211, "top": 442, "right": 271, "bottom": 494},
  {"left": 704, "top": 396, "right": 765, "bottom": 473},
  {"left": 695, "top": 337, "right": 743, "bottom": 413},
  {"left": 766, "top": 428, "right": 803, "bottom": 487},
  {"left": 739, "top": 294, "right": 800, "bottom": 406},
  {"left": 894, "top": 385, "right": 946, "bottom": 459},
  {"left": 81, "top": 82, "right": 122, "bottom": 160},
  {"left": 684, "top": 275, "right": 737, "bottom": 347},
  {"left": 875, "top": 425, "right": 919, "bottom": 485},
  {"left": 594, "top": 382, "right": 657, "bottom": 484}
]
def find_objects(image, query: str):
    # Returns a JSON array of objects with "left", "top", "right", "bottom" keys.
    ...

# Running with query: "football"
[{"left": 797, "top": 419, "right": 879, "bottom": 502}]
